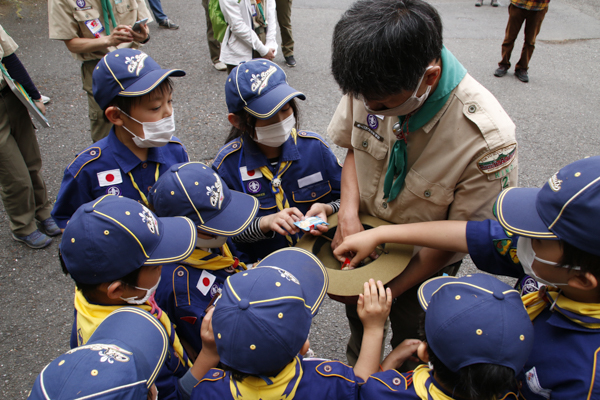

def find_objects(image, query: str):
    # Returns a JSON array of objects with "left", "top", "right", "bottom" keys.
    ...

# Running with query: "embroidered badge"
[
  {"left": 197, "top": 270, "right": 216, "bottom": 296},
  {"left": 209, "top": 283, "right": 220, "bottom": 298},
  {"left": 125, "top": 53, "right": 148, "bottom": 76},
  {"left": 548, "top": 172, "right": 562, "bottom": 192},
  {"left": 66, "top": 344, "right": 132, "bottom": 363},
  {"left": 493, "top": 238, "right": 512, "bottom": 256},
  {"left": 240, "top": 166, "right": 263, "bottom": 181},
  {"left": 354, "top": 121, "right": 383, "bottom": 142},
  {"left": 262, "top": 266, "right": 300, "bottom": 284},
  {"left": 519, "top": 276, "right": 540, "bottom": 295},
  {"left": 76, "top": 0, "right": 86, "bottom": 7},
  {"left": 477, "top": 144, "right": 517, "bottom": 175},
  {"left": 207, "top": 174, "right": 225, "bottom": 209},
  {"left": 97, "top": 169, "right": 123, "bottom": 187},
  {"left": 367, "top": 114, "right": 379, "bottom": 130},
  {"left": 139, "top": 206, "right": 159, "bottom": 235},
  {"left": 247, "top": 180, "right": 261, "bottom": 194},
  {"left": 250, "top": 65, "right": 277, "bottom": 95},
  {"left": 106, "top": 186, "right": 121, "bottom": 196},
  {"left": 525, "top": 367, "right": 552, "bottom": 399}
]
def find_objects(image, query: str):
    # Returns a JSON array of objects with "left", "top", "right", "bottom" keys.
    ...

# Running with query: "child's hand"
[
  {"left": 304, "top": 203, "right": 331, "bottom": 236},
  {"left": 333, "top": 229, "right": 380, "bottom": 269},
  {"left": 259, "top": 208, "right": 303, "bottom": 236},
  {"left": 381, "top": 339, "right": 422, "bottom": 371},
  {"left": 357, "top": 279, "right": 392, "bottom": 331},
  {"left": 200, "top": 307, "right": 218, "bottom": 359}
]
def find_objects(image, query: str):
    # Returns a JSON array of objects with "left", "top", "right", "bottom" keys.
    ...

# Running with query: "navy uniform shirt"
[
  {"left": 466, "top": 219, "right": 600, "bottom": 399},
  {"left": 212, "top": 131, "right": 341, "bottom": 262},
  {"left": 191, "top": 357, "right": 361, "bottom": 400},
  {"left": 52, "top": 129, "right": 188, "bottom": 228}
]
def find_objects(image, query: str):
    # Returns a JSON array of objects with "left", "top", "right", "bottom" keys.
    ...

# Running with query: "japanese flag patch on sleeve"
[{"left": 97, "top": 169, "right": 123, "bottom": 187}]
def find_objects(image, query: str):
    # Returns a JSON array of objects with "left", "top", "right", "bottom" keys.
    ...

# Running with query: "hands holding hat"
[{"left": 333, "top": 228, "right": 381, "bottom": 269}]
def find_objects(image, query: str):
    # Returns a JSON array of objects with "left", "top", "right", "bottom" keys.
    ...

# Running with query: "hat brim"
[
  {"left": 90, "top": 307, "right": 168, "bottom": 387},
  {"left": 417, "top": 275, "right": 461, "bottom": 311},
  {"left": 119, "top": 69, "right": 185, "bottom": 97},
  {"left": 146, "top": 216, "right": 196, "bottom": 264},
  {"left": 197, "top": 191, "right": 259, "bottom": 236},
  {"left": 495, "top": 187, "right": 558, "bottom": 239},
  {"left": 244, "top": 83, "right": 306, "bottom": 119},
  {"left": 255, "top": 248, "right": 328, "bottom": 316},
  {"left": 295, "top": 213, "right": 414, "bottom": 296}
]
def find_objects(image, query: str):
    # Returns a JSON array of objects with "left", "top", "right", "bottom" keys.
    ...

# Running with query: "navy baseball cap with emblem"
[
  {"left": 60, "top": 195, "right": 196, "bottom": 285},
  {"left": 225, "top": 59, "right": 306, "bottom": 119},
  {"left": 148, "top": 162, "right": 259, "bottom": 236},
  {"left": 418, "top": 274, "right": 534, "bottom": 374},
  {"left": 212, "top": 248, "right": 328, "bottom": 375},
  {"left": 28, "top": 307, "right": 168, "bottom": 400},
  {"left": 93, "top": 48, "right": 186, "bottom": 110},
  {"left": 495, "top": 156, "right": 600, "bottom": 255}
]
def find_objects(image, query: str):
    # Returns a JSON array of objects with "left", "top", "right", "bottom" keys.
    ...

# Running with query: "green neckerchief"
[
  {"left": 383, "top": 46, "right": 467, "bottom": 201},
  {"left": 101, "top": 0, "right": 117, "bottom": 35}
]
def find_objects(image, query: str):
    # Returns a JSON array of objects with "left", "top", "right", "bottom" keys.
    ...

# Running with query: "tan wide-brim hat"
[{"left": 295, "top": 213, "right": 413, "bottom": 296}]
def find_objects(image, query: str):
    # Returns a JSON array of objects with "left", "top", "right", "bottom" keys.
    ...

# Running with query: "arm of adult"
[
  {"left": 264, "top": 0, "right": 278, "bottom": 56},
  {"left": 63, "top": 26, "right": 134, "bottom": 54},
  {"left": 219, "top": 0, "right": 269, "bottom": 56}
]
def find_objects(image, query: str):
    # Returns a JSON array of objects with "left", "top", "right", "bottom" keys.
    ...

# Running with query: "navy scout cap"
[
  {"left": 148, "top": 162, "right": 259, "bottom": 236},
  {"left": 495, "top": 156, "right": 600, "bottom": 255},
  {"left": 60, "top": 195, "right": 196, "bottom": 285},
  {"left": 225, "top": 59, "right": 305, "bottom": 119},
  {"left": 212, "top": 248, "right": 328, "bottom": 375},
  {"left": 93, "top": 48, "right": 185, "bottom": 110},
  {"left": 418, "top": 274, "right": 534, "bottom": 374},
  {"left": 28, "top": 307, "right": 168, "bottom": 400}
]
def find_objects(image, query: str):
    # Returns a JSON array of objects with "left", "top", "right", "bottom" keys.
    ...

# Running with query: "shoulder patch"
[
  {"left": 212, "top": 139, "right": 243, "bottom": 170},
  {"left": 477, "top": 143, "right": 517, "bottom": 180},
  {"left": 67, "top": 147, "right": 102, "bottom": 178},
  {"left": 297, "top": 131, "right": 330, "bottom": 148},
  {"left": 197, "top": 368, "right": 226, "bottom": 385}
]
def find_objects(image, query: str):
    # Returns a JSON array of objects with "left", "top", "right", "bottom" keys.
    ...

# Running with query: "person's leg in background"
[{"left": 275, "top": 0, "right": 295, "bottom": 67}]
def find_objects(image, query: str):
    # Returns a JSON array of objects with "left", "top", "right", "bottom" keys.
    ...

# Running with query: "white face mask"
[
  {"left": 120, "top": 276, "right": 161, "bottom": 305},
  {"left": 119, "top": 108, "right": 175, "bottom": 148},
  {"left": 516, "top": 237, "right": 579, "bottom": 287},
  {"left": 195, "top": 234, "right": 228, "bottom": 249},
  {"left": 363, "top": 66, "right": 433, "bottom": 117},
  {"left": 254, "top": 113, "right": 295, "bottom": 147}
]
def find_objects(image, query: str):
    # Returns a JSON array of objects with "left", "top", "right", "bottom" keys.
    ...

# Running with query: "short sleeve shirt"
[{"left": 0, "top": 24, "right": 19, "bottom": 89}]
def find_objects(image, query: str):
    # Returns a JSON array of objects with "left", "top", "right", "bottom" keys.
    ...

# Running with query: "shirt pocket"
[
  {"left": 350, "top": 127, "right": 389, "bottom": 199},
  {"left": 73, "top": 9, "right": 102, "bottom": 39},
  {"left": 396, "top": 169, "right": 455, "bottom": 222},
  {"left": 115, "top": 0, "right": 138, "bottom": 18},
  {"left": 292, "top": 181, "right": 332, "bottom": 203}
]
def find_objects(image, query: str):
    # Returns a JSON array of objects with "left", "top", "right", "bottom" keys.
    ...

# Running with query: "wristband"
[{"left": 140, "top": 33, "right": 150, "bottom": 44}]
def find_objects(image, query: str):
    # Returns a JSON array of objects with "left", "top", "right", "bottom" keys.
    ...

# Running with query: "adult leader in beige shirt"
[
  {"left": 328, "top": 0, "right": 518, "bottom": 367},
  {"left": 48, "top": 0, "right": 151, "bottom": 142}
]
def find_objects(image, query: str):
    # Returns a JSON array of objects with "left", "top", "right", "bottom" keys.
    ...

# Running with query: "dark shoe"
[
  {"left": 284, "top": 55, "right": 296, "bottom": 67},
  {"left": 491, "top": 0, "right": 499, "bottom": 6},
  {"left": 494, "top": 66, "right": 508, "bottom": 77},
  {"left": 40, "top": 217, "right": 62, "bottom": 236},
  {"left": 515, "top": 69, "right": 529, "bottom": 82},
  {"left": 158, "top": 19, "right": 179, "bottom": 30},
  {"left": 475, "top": 0, "right": 483, "bottom": 6},
  {"left": 12, "top": 229, "right": 52, "bottom": 249}
]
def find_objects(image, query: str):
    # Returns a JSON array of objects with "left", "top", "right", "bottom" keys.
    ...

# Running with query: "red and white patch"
[
  {"left": 97, "top": 169, "right": 123, "bottom": 187},
  {"left": 239, "top": 166, "right": 263, "bottom": 181},
  {"left": 196, "top": 270, "right": 216, "bottom": 296}
]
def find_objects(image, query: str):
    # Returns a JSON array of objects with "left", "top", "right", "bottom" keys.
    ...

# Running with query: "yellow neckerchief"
[
  {"left": 522, "top": 287, "right": 600, "bottom": 329},
  {"left": 412, "top": 365, "right": 454, "bottom": 400},
  {"left": 73, "top": 289, "right": 192, "bottom": 368},
  {"left": 258, "top": 130, "right": 297, "bottom": 246},
  {"left": 128, "top": 163, "right": 160, "bottom": 207},
  {"left": 230, "top": 356, "right": 303, "bottom": 400},
  {"left": 183, "top": 244, "right": 247, "bottom": 271}
]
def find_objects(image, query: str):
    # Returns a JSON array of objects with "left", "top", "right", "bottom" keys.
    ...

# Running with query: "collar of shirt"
[
  {"left": 242, "top": 133, "right": 301, "bottom": 171},
  {"left": 108, "top": 129, "right": 166, "bottom": 174}
]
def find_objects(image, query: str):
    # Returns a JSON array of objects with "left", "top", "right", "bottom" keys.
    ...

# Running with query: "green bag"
[{"left": 209, "top": 0, "right": 228, "bottom": 42}]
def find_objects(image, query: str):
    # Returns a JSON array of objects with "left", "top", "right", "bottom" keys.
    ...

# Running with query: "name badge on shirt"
[
  {"left": 250, "top": 4, "right": 257, "bottom": 16},
  {"left": 298, "top": 172, "right": 323, "bottom": 188},
  {"left": 97, "top": 169, "right": 123, "bottom": 187},
  {"left": 85, "top": 19, "right": 104, "bottom": 38}
]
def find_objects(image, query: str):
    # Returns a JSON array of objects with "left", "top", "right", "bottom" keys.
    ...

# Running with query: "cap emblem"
[
  {"left": 206, "top": 173, "right": 224, "bottom": 209},
  {"left": 262, "top": 266, "right": 300, "bottom": 285},
  {"left": 66, "top": 344, "right": 132, "bottom": 364},
  {"left": 139, "top": 206, "right": 159, "bottom": 234},
  {"left": 548, "top": 173, "right": 562, "bottom": 192},
  {"left": 125, "top": 53, "right": 148, "bottom": 76},
  {"left": 250, "top": 65, "right": 277, "bottom": 95}
]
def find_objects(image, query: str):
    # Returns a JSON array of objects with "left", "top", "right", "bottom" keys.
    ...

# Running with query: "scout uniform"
[
  {"left": 0, "top": 25, "right": 54, "bottom": 238},
  {"left": 328, "top": 46, "right": 518, "bottom": 363},
  {"left": 48, "top": 0, "right": 152, "bottom": 142},
  {"left": 51, "top": 130, "right": 188, "bottom": 229},
  {"left": 212, "top": 130, "right": 342, "bottom": 262}
]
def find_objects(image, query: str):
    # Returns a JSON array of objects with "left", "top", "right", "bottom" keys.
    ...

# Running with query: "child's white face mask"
[
  {"left": 254, "top": 113, "right": 295, "bottom": 147},
  {"left": 121, "top": 276, "right": 161, "bottom": 305},
  {"left": 516, "top": 237, "right": 579, "bottom": 288},
  {"left": 195, "top": 234, "right": 228, "bottom": 249},
  {"left": 119, "top": 108, "right": 175, "bottom": 148}
]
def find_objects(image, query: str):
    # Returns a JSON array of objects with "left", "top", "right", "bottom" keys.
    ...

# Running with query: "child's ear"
[
  {"left": 568, "top": 271, "right": 598, "bottom": 291},
  {"left": 105, "top": 106, "right": 124, "bottom": 126},
  {"left": 299, "top": 339, "right": 310, "bottom": 356},
  {"left": 105, "top": 281, "right": 126, "bottom": 299},
  {"left": 227, "top": 113, "right": 243, "bottom": 130},
  {"left": 417, "top": 342, "right": 429, "bottom": 363}
]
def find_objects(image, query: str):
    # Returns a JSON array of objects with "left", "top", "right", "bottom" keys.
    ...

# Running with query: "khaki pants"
[
  {"left": 0, "top": 87, "right": 52, "bottom": 236},
  {"left": 499, "top": 4, "right": 548, "bottom": 71},
  {"left": 81, "top": 60, "right": 112, "bottom": 142},
  {"left": 202, "top": 0, "right": 222, "bottom": 63},
  {"left": 275, "top": 0, "right": 294, "bottom": 57}
]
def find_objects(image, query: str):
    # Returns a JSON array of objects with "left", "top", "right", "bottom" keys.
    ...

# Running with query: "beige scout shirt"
[
  {"left": 328, "top": 73, "right": 518, "bottom": 226},
  {"left": 0, "top": 24, "right": 19, "bottom": 90},
  {"left": 48, "top": 0, "right": 152, "bottom": 62}
]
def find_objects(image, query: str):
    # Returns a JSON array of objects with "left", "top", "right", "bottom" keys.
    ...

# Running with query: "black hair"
[
  {"left": 331, "top": 0, "right": 443, "bottom": 99},
  {"left": 59, "top": 250, "right": 142, "bottom": 298},
  {"left": 103, "top": 78, "right": 174, "bottom": 122},
  {"left": 418, "top": 313, "right": 517, "bottom": 400},
  {"left": 221, "top": 363, "right": 289, "bottom": 383},
  {"left": 559, "top": 240, "right": 600, "bottom": 280},
  {"left": 224, "top": 98, "right": 300, "bottom": 144}
]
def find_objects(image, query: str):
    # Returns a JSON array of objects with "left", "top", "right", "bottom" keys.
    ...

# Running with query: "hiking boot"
[
  {"left": 284, "top": 55, "right": 296, "bottom": 67},
  {"left": 494, "top": 66, "right": 508, "bottom": 77},
  {"left": 12, "top": 229, "right": 52, "bottom": 249},
  {"left": 158, "top": 19, "right": 179, "bottom": 30},
  {"left": 40, "top": 217, "right": 61, "bottom": 236},
  {"left": 515, "top": 69, "right": 529, "bottom": 82}
]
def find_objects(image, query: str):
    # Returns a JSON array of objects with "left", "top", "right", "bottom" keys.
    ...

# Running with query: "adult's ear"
[
  {"left": 227, "top": 113, "right": 243, "bottom": 130},
  {"left": 105, "top": 106, "right": 124, "bottom": 126},
  {"left": 568, "top": 271, "right": 598, "bottom": 291},
  {"left": 423, "top": 65, "right": 442, "bottom": 86},
  {"left": 417, "top": 342, "right": 429, "bottom": 363}
]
